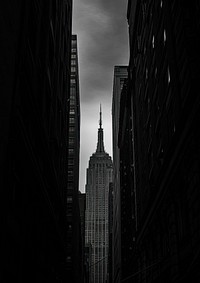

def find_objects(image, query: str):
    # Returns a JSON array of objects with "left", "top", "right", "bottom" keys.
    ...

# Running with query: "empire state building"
[{"left": 85, "top": 106, "right": 113, "bottom": 283}]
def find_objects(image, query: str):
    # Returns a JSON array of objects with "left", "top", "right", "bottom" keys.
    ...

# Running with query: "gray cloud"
[
  {"left": 73, "top": 0, "right": 129, "bottom": 102},
  {"left": 72, "top": 0, "right": 129, "bottom": 191}
]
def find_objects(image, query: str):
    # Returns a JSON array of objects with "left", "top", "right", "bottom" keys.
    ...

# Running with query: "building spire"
[
  {"left": 96, "top": 104, "right": 105, "bottom": 153},
  {"left": 99, "top": 104, "right": 102, "bottom": 129}
]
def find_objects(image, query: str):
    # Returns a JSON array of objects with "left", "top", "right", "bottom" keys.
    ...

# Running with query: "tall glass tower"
[{"left": 85, "top": 106, "right": 113, "bottom": 283}]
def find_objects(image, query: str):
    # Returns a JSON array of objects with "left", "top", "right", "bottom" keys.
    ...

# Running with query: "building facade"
[
  {"left": 85, "top": 108, "right": 113, "bottom": 283},
  {"left": 66, "top": 34, "right": 83, "bottom": 282},
  {"left": 122, "top": 0, "right": 200, "bottom": 282},
  {"left": 0, "top": 1, "right": 72, "bottom": 282},
  {"left": 112, "top": 66, "right": 128, "bottom": 283},
  {"left": 79, "top": 192, "right": 86, "bottom": 256},
  {"left": 78, "top": 192, "right": 87, "bottom": 281},
  {"left": 118, "top": 79, "right": 137, "bottom": 282},
  {"left": 108, "top": 183, "right": 114, "bottom": 283}
]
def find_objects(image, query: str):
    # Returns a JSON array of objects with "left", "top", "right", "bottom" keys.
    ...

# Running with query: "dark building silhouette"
[
  {"left": 0, "top": 1, "right": 72, "bottom": 282},
  {"left": 85, "top": 243, "right": 92, "bottom": 283},
  {"left": 116, "top": 0, "right": 200, "bottom": 282},
  {"left": 79, "top": 192, "right": 86, "bottom": 257},
  {"left": 66, "top": 34, "right": 83, "bottom": 282},
  {"left": 78, "top": 192, "right": 87, "bottom": 282},
  {"left": 108, "top": 183, "right": 113, "bottom": 283},
  {"left": 112, "top": 66, "right": 128, "bottom": 283},
  {"left": 118, "top": 79, "right": 137, "bottom": 282}
]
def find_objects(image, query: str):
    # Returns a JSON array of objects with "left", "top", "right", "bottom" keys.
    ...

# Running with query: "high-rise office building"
[
  {"left": 120, "top": 0, "right": 200, "bottom": 282},
  {"left": 112, "top": 66, "right": 128, "bottom": 283},
  {"left": 78, "top": 192, "right": 86, "bottom": 253},
  {"left": 108, "top": 183, "right": 114, "bottom": 283},
  {"left": 67, "top": 34, "right": 80, "bottom": 202},
  {"left": 66, "top": 34, "right": 83, "bottom": 282},
  {"left": 78, "top": 192, "right": 87, "bottom": 280},
  {"left": 85, "top": 107, "right": 113, "bottom": 283},
  {"left": 118, "top": 79, "right": 137, "bottom": 281},
  {"left": 0, "top": 1, "right": 72, "bottom": 282}
]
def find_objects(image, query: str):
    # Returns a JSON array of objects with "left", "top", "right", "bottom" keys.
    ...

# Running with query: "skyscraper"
[
  {"left": 0, "top": 1, "right": 72, "bottom": 282},
  {"left": 108, "top": 183, "right": 114, "bottom": 283},
  {"left": 118, "top": 79, "right": 137, "bottom": 281},
  {"left": 85, "top": 107, "right": 113, "bottom": 283},
  {"left": 118, "top": 0, "right": 200, "bottom": 282},
  {"left": 112, "top": 66, "right": 128, "bottom": 283},
  {"left": 66, "top": 34, "right": 83, "bottom": 282}
]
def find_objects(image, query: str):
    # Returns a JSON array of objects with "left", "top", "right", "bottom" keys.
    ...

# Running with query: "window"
[
  {"left": 69, "top": 117, "right": 75, "bottom": 124},
  {"left": 120, "top": 78, "right": 125, "bottom": 90},
  {"left": 68, "top": 170, "right": 73, "bottom": 176},
  {"left": 173, "top": 124, "right": 176, "bottom": 133},
  {"left": 167, "top": 66, "right": 171, "bottom": 84},
  {"left": 70, "top": 78, "right": 76, "bottom": 84},
  {"left": 70, "top": 86, "right": 76, "bottom": 95},
  {"left": 70, "top": 99, "right": 75, "bottom": 106},
  {"left": 71, "top": 60, "right": 76, "bottom": 65},
  {"left": 69, "top": 138, "right": 74, "bottom": 145},
  {"left": 145, "top": 67, "right": 148, "bottom": 80},
  {"left": 68, "top": 149, "right": 74, "bottom": 154},
  {"left": 164, "top": 29, "right": 166, "bottom": 44},
  {"left": 68, "top": 159, "right": 74, "bottom": 165},
  {"left": 152, "top": 35, "right": 155, "bottom": 48},
  {"left": 71, "top": 67, "right": 76, "bottom": 72},
  {"left": 155, "top": 67, "right": 157, "bottom": 79},
  {"left": 67, "top": 196, "right": 73, "bottom": 203},
  {"left": 71, "top": 54, "right": 76, "bottom": 59},
  {"left": 70, "top": 109, "right": 75, "bottom": 114},
  {"left": 69, "top": 127, "right": 75, "bottom": 132},
  {"left": 70, "top": 93, "right": 75, "bottom": 101}
]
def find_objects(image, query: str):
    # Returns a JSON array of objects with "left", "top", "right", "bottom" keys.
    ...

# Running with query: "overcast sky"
[{"left": 72, "top": 0, "right": 129, "bottom": 192}]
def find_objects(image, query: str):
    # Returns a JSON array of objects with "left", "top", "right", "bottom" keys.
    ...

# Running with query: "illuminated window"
[{"left": 70, "top": 109, "right": 75, "bottom": 114}]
